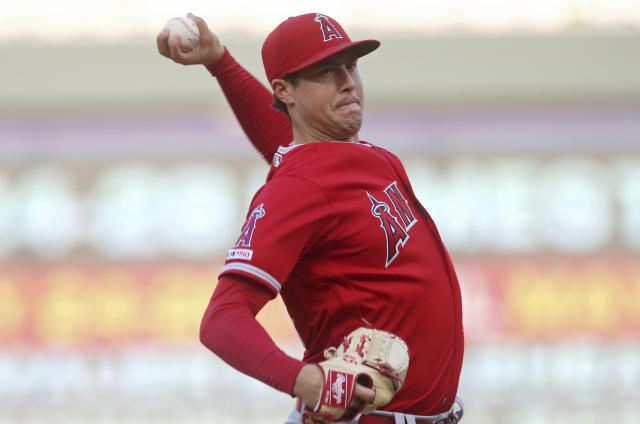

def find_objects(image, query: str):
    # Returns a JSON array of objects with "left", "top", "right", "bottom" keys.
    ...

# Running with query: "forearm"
[
  {"left": 199, "top": 275, "right": 304, "bottom": 395},
  {"left": 206, "top": 48, "right": 292, "bottom": 163}
]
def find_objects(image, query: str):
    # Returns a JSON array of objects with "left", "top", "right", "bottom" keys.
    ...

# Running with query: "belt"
[
  {"left": 296, "top": 397, "right": 464, "bottom": 424},
  {"left": 369, "top": 397, "right": 464, "bottom": 424}
]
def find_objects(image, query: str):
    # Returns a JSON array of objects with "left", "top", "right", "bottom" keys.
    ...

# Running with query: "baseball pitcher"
[{"left": 158, "top": 12, "right": 464, "bottom": 424}]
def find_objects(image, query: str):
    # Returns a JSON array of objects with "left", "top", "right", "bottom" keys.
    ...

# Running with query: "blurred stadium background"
[{"left": 1, "top": 1, "right": 639, "bottom": 423}]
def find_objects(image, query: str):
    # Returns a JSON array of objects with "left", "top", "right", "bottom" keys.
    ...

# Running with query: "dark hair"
[{"left": 271, "top": 73, "right": 299, "bottom": 118}]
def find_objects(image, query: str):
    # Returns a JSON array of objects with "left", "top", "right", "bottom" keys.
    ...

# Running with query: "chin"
[
  {"left": 330, "top": 113, "right": 362, "bottom": 140},
  {"left": 334, "top": 126, "right": 361, "bottom": 141},
  {"left": 345, "top": 119, "right": 362, "bottom": 135}
]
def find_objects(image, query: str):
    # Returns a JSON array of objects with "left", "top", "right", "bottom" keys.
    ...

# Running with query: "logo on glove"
[
  {"left": 302, "top": 328, "right": 410, "bottom": 423},
  {"left": 326, "top": 370, "right": 353, "bottom": 408}
]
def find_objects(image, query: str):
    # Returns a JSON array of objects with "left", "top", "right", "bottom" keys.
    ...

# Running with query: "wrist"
[
  {"left": 205, "top": 47, "right": 231, "bottom": 75},
  {"left": 209, "top": 45, "right": 226, "bottom": 65},
  {"left": 293, "top": 364, "right": 324, "bottom": 410}
]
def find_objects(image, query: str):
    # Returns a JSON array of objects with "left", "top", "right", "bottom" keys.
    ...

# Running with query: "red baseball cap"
[{"left": 261, "top": 13, "right": 380, "bottom": 83}]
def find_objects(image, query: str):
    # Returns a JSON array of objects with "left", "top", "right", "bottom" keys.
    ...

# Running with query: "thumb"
[
  {"left": 186, "top": 12, "right": 224, "bottom": 65},
  {"left": 354, "top": 384, "right": 376, "bottom": 404},
  {"left": 187, "top": 12, "right": 210, "bottom": 36}
]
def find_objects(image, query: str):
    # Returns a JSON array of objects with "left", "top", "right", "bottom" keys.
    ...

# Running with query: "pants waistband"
[
  {"left": 369, "top": 397, "right": 464, "bottom": 424},
  {"left": 296, "top": 397, "right": 464, "bottom": 424}
]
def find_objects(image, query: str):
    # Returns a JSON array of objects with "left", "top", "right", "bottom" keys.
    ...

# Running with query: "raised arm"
[
  {"left": 204, "top": 48, "right": 292, "bottom": 163},
  {"left": 157, "top": 13, "right": 292, "bottom": 163}
]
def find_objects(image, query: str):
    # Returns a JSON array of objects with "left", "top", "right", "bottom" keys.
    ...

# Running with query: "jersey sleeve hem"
[
  {"left": 220, "top": 262, "right": 282, "bottom": 295},
  {"left": 204, "top": 47, "right": 233, "bottom": 77}
]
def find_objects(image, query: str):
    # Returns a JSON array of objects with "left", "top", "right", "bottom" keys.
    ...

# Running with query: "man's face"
[{"left": 288, "top": 50, "right": 364, "bottom": 142}]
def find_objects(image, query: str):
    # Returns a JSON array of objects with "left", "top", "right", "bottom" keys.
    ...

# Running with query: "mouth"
[
  {"left": 336, "top": 98, "right": 361, "bottom": 110},
  {"left": 336, "top": 99, "right": 360, "bottom": 110}
]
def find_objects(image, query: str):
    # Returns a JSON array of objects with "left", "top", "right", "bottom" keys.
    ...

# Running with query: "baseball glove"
[{"left": 302, "top": 327, "right": 410, "bottom": 424}]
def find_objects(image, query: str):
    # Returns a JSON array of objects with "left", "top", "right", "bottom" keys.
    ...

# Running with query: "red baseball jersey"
[{"left": 220, "top": 140, "right": 464, "bottom": 415}]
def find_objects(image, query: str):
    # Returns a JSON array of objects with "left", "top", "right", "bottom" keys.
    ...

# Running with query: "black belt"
[{"left": 369, "top": 397, "right": 464, "bottom": 424}]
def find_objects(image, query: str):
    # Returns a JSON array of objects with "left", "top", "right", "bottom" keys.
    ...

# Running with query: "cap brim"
[{"left": 281, "top": 39, "right": 380, "bottom": 80}]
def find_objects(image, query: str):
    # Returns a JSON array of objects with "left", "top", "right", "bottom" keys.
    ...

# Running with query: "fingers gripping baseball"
[{"left": 156, "top": 13, "right": 225, "bottom": 66}]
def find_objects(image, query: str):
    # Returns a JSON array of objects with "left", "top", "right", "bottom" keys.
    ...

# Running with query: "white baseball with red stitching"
[{"left": 163, "top": 17, "right": 200, "bottom": 51}]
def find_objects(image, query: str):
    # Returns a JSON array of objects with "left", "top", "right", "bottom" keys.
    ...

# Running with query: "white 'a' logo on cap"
[{"left": 314, "top": 14, "right": 343, "bottom": 42}]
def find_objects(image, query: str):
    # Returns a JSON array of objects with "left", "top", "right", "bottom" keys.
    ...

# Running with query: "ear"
[{"left": 271, "top": 79, "right": 295, "bottom": 107}]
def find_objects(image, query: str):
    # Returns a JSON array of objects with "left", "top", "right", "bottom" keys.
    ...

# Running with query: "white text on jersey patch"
[{"left": 226, "top": 248, "right": 254, "bottom": 261}]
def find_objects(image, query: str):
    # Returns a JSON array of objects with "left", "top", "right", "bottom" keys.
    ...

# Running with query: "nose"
[{"left": 336, "top": 65, "right": 356, "bottom": 92}]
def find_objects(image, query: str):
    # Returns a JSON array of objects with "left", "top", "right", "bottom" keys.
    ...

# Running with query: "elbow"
[
  {"left": 199, "top": 303, "right": 221, "bottom": 352},
  {"left": 198, "top": 319, "right": 210, "bottom": 350}
]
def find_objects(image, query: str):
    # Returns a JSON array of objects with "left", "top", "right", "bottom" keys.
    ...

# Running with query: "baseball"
[{"left": 164, "top": 17, "right": 200, "bottom": 51}]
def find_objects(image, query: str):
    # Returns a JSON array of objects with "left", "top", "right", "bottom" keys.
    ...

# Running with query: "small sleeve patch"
[{"left": 226, "top": 248, "right": 253, "bottom": 261}]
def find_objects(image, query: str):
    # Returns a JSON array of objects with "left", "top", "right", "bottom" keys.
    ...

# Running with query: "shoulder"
[
  {"left": 270, "top": 141, "right": 391, "bottom": 176},
  {"left": 266, "top": 142, "right": 406, "bottom": 197},
  {"left": 257, "top": 151, "right": 334, "bottom": 208}
]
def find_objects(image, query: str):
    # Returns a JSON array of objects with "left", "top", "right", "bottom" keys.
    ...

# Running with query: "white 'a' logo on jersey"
[
  {"left": 314, "top": 14, "right": 343, "bottom": 42},
  {"left": 367, "top": 182, "right": 418, "bottom": 268},
  {"left": 234, "top": 204, "right": 265, "bottom": 248}
]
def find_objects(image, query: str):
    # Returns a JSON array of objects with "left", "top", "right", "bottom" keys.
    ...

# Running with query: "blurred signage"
[
  {"left": 0, "top": 155, "right": 638, "bottom": 259},
  {"left": 0, "top": 256, "right": 637, "bottom": 348},
  {"left": 0, "top": 262, "right": 220, "bottom": 346},
  {"left": 458, "top": 255, "right": 640, "bottom": 342}
]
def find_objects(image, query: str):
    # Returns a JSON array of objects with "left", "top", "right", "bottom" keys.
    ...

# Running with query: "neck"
[{"left": 290, "top": 119, "right": 360, "bottom": 145}]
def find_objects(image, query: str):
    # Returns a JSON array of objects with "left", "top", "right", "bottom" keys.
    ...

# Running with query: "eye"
[{"left": 346, "top": 61, "right": 358, "bottom": 71}]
